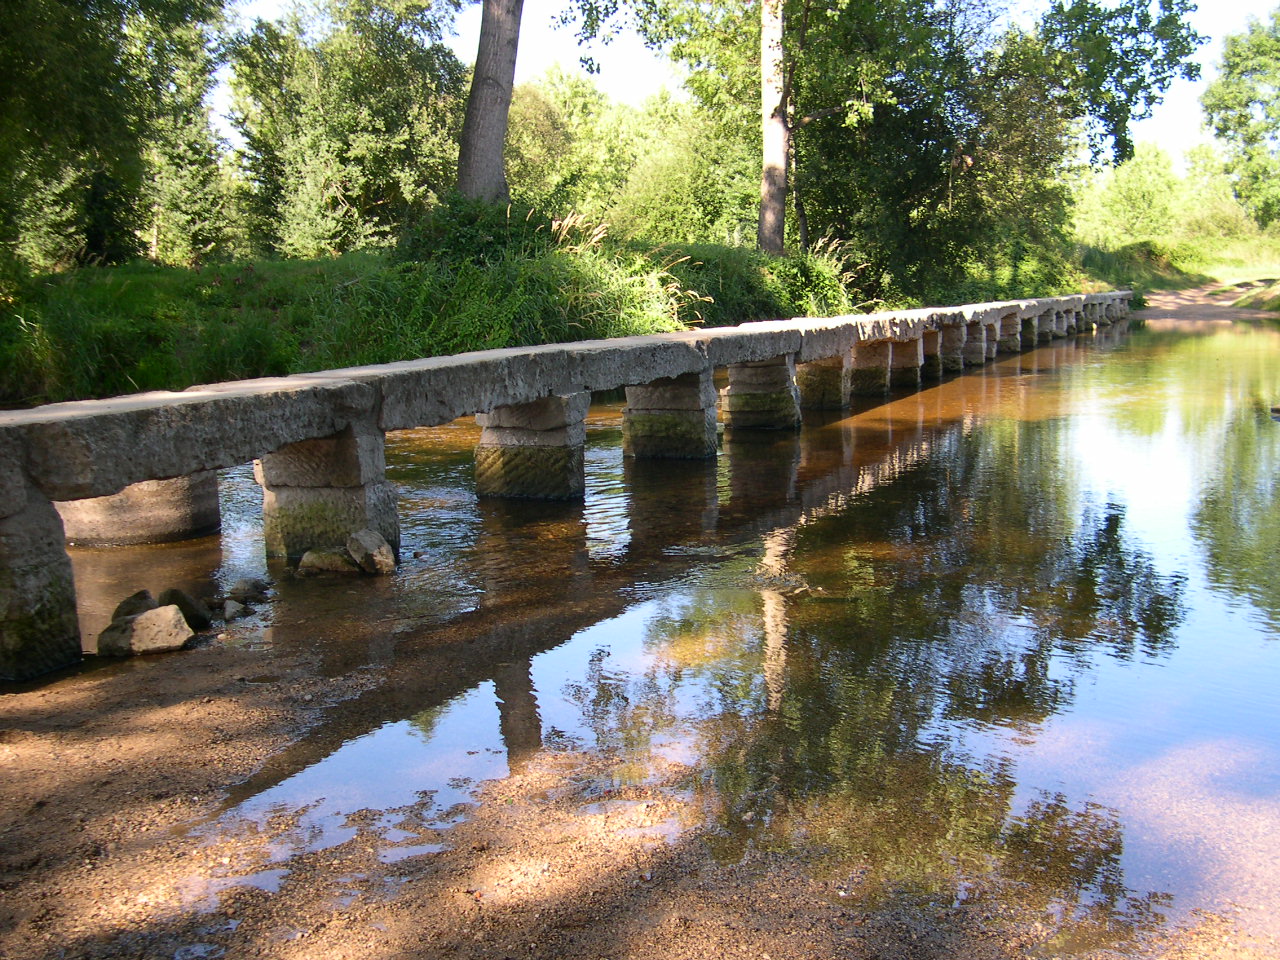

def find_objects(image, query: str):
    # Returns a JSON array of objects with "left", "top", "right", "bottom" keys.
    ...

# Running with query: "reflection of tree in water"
[
  {"left": 1192, "top": 400, "right": 1280, "bottom": 630},
  {"left": 556, "top": 411, "right": 1188, "bottom": 947}
]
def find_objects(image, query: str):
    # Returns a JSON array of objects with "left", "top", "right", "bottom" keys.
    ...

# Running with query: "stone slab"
[
  {"left": 5, "top": 377, "right": 376, "bottom": 503},
  {"left": 475, "top": 444, "right": 586, "bottom": 499},
  {"left": 476, "top": 392, "right": 591, "bottom": 431},
  {"left": 255, "top": 428, "right": 386, "bottom": 489},
  {"left": 56, "top": 470, "right": 220, "bottom": 545}
]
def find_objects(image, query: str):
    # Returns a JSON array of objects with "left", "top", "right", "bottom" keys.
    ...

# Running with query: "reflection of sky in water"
[
  {"left": 582, "top": 440, "right": 631, "bottom": 562},
  {"left": 213, "top": 463, "right": 268, "bottom": 589},
  {"left": 206, "top": 684, "right": 507, "bottom": 860}
]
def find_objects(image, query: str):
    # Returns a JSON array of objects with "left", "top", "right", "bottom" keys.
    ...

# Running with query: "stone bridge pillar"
[
  {"left": 941, "top": 323, "right": 966, "bottom": 372},
  {"left": 1020, "top": 315, "right": 1039, "bottom": 349},
  {"left": 850, "top": 340, "right": 891, "bottom": 396},
  {"left": 984, "top": 320, "right": 1000, "bottom": 360},
  {"left": 796, "top": 356, "right": 850, "bottom": 409},
  {"left": 257, "top": 419, "right": 400, "bottom": 559},
  {"left": 921, "top": 330, "right": 943, "bottom": 380},
  {"left": 1052, "top": 310, "right": 1069, "bottom": 338},
  {"left": 623, "top": 370, "right": 718, "bottom": 458},
  {"left": 475, "top": 393, "right": 590, "bottom": 499},
  {"left": 1036, "top": 310, "right": 1055, "bottom": 343},
  {"left": 721, "top": 356, "right": 801, "bottom": 431},
  {"left": 963, "top": 321, "right": 988, "bottom": 366},
  {"left": 997, "top": 313, "right": 1022, "bottom": 353},
  {"left": 890, "top": 337, "right": 923, "bottom": 389},
  {"left": 0, "top": 478, "right": 81, "bottom": 681}
]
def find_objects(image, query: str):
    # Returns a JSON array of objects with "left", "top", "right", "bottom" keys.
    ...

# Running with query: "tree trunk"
[
  {"left": 790, "top": 144, "right": 809, "bottom": 250},
  {"left": 456, "top": 0, "right": 524, "bottom": 203},
  {"left": 757, "top": 0, "right": 788, "bottom": 254}
]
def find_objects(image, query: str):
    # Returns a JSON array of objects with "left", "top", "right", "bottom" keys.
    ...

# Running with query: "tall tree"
[
  {"left": 1038, "top": 0, "right": 1204, "bottom": 162},
  {"left": 135, "top": 19, "right": 228, "bottom": 265},
  {"left": 230, "top": 0, "right": 466, "bottom": 257},
  {"left": 456, "top": 0, "right": 525, "bottom": 201},
  {"left": 1201, "top": 9, "right": 1280, "bottom": 226},
  {"left": 1, "top": 0, "right": 221, "bottom": 269},
  {"left": 757, "top": 0, "right": 787, "bottom": 253}
]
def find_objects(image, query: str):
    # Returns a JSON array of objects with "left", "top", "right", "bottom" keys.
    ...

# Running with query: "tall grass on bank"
[{"left": 1, "top": 205, "right": 856, "bottom": 407}]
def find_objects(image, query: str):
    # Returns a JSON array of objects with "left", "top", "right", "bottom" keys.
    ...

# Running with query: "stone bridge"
[{"left": 0, "top": 291, "right": 1131, "bottom": 681}]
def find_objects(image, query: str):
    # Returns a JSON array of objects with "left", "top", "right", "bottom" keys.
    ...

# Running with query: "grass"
[
  {"left": 0, "top": 239, "right": 857, "bottom": 407},
  {"left": 1229, "top": 279, "right": 1280, "bottom": 311}
]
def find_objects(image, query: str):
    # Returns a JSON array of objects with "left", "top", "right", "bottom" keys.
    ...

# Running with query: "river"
[{"left": 8, "top": 306, "right": 1280, "bottom": 959}]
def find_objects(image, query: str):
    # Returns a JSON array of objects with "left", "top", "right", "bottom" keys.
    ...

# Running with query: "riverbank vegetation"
[{"left": 6, "top": 0, "right": 1280, "bottom": 405}]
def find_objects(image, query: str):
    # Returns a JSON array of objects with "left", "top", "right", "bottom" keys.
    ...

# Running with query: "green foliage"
[
  {"left": 0, "top": 0, "right": 225, "bottom": 271},
  {"left": 1202, "top": 9, "right": 1280, "bottom": 226},
  {"left": 395, "top": 193, "right": 565, "bottom": 264},
  {"left": 1038, "top": 0, "right": 1205, "bottom": 162},
  {"left": 1066, "top": 139, "right": 1280, "bottom": 292},
  {"left": 228, "top": 0, "right": 466, "bottom": 258},
  {"left": 606, "top": 95, "right": 757, "bottom": 246},
  {"left": 134, "top": 20, "right": 230, "bottom": 266}
]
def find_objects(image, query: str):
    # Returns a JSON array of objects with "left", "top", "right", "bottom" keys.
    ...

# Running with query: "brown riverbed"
[{"left": 2, "top": 286, "right": 1279, "bottom": 960}]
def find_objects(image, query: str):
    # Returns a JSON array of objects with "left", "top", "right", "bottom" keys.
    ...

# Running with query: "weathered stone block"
[
  {"left": 721, "top": 390, "right": 801, "bottom": 430},
  {"left": 11, "top": 377, "right": 377, "bottom": 503},
  {"left": 255, "top": 427, "right": 385, "bottom": 488},
  {"left": 97, "top": 605, "right": 193, "bottom": 656},
  {"left": 850, "top": 341, "right": 890, "bottom": 396},
  {"left": 998, "top": 313, "right": 1022, "bottom": 353},
  {"left": 475, "top": 444, "right": 586, "bottom": 499},
  {"left": 622, "top": 410, "right": 718, "bottom": 459},
  {"left": 1021, "top": 317, "right": 1039, "bottom": 349},
  {"left": 298, "top": 548, "right": 361, "bottom": 575},
  {"left": 262, "top": 481, "right": 399, "bottom": 559},
  {"left": 478, "top": 424, "right": 586, "bottom": 448},
  {"left": 849, "top": 366, "right": 889, "bottom": 396},
  {"left": 940, "top": 324, "right": 966, "bottom": 373},
  {"left": 724, "top": 358, "right": 796, "bottom": 391},
  {"left": 476, "top": 392, "right": 591, "bottom": 432},
  {"left": 796, "top": 357, "right": 849, "bottom": 409},
  {"left": 963, "top": 323, "right": 988, "bottom": 366},
  {"left": 721, "top": 357, "right": 800, "bottom": 431},
  {"left": 347, "top": 529, "right": 397, "bottom": 574},
  {"left": 889, "top": 338, "right": 923, "bottom": 389},
  {"left": 625, "top": 373, "right": 717, "bottom": 412},
  {"left": 1037, "top": 312, "right": 1055, "bottom": 343}
]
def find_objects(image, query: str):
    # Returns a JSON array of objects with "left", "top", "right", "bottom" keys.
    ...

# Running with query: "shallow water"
[{"left": 67, "top": 321, "right": 1280, "bottom": 948}]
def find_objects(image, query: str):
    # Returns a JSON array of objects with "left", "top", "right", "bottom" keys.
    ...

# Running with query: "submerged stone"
[
  {"left": 97, "top": 605, "right": 193, "bottom": 656},
  {"left": 347, "top": 529, "right": 397, "bottom": 575},
  {"left": 112, "top": 589, "right": 158, "bottom": 621},
  {"left": 298, "top": 547, "right": 360, "bottom": 576},
  {"left": 158, "top": 588, "right": 214, "bottom": 631}
]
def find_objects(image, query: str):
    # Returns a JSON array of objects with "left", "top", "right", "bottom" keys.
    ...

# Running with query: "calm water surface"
[{"left": 69, "top": 320, "right": 1280, "bottom": 949}]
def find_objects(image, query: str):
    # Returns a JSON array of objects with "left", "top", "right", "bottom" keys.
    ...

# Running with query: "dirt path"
[
  {"left": 2, "top": 288, "right": 1277, "bottom": 960},
  {"left": 1138, "top": 282, "right": 1279, "bottom": 326}
]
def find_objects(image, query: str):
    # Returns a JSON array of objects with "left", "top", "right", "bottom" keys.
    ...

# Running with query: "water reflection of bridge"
[
  {"left": 0, "top": 293, "right": 1130, "bottom": 680},
  {"left": 217, "top": 329, "right": 1137, "bottom": 798}
]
